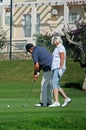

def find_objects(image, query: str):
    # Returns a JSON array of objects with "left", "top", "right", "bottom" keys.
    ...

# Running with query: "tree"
[
  {"left": 0, "top": 27, "right": 8, "bottom": 49},
  {"left": 62, "top": 25, "right": 86, "bottom": 67},
  {"left": 35, "top": 34, "right": 55, "bottom": 53},
  {"left": 62, "top": 23, "right": 86, "bottom": 90}
]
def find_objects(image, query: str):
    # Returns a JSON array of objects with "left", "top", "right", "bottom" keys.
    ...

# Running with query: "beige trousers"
[{"left": 40, "top": 71, "right": 52, "bottom": 105}]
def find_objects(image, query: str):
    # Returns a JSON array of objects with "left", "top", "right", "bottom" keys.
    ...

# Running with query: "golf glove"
[
  {"left": 37, "top": 72, "right": 40, "bottom": 76},
  {"left": 59, "top": 68, "right": 63, "bottom": 78}
]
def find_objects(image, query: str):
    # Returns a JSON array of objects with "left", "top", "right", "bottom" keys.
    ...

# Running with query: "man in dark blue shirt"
[{"left": 26, "top": 43, "right": 52, "bottom": 107}]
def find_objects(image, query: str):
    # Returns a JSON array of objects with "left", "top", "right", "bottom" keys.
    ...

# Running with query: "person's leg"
[
  {"left": 58, "top": 69, "right": 71, "bottom": 107},
  {"left": 59, "top": 87, "right": 71, "bottom": 107},
  {"left": 58, "top": 69, "right": 68, "bottom": 99},
  {"left": 59, "top": 87, "right": 68, "bottom": 99},
  {"left": 47, "top": 71, "right": 52, "bottom": 105},
  {"left": 49, "top": 69, "right": 60, "bottom": 107},
  {"left": 53, "top": 87, "right": 59, "bottom": 102},
  {"left": 52, "top": 69, "right": 60, "bottom": 102},
  {"left": 35, "top": 72, "right": 48, "bottom": 107},
  {"left": 40, "top": 71, "right": 50, "bottom": 106}
]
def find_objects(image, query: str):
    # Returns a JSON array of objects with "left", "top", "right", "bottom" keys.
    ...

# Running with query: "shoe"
[
  {"left": 34, "top": 103, "right": 43, "bottom": 107},
  {"left": 48, "top": 102, "right": 60, "bottom": 107},
  {"left": 47, "top": 103, "right": 52, "bottom": 106},
  {"left": 62, "top": 98, "right": 72, "bottom": 107},
  {"left": 35, "top": 103, "right": 41, "bottom": 107},
  {"left": 34, "top": 103, "right": 47, "bottom": 107}
]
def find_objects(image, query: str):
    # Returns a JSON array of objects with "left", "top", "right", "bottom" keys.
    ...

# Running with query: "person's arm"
[
  {"left": 34, "top": 62, "right": 40, "bottom": 81},
  {"left": 59, "top": 52, "right": 64, "bottom": 69},
  {"left": 59, "top": 52, "right": 64, "bottom": 78}
]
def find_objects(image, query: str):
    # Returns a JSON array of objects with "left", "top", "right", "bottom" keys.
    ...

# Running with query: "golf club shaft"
[{"left": 24, "top": 81, "right": 35, "bottom": 106}]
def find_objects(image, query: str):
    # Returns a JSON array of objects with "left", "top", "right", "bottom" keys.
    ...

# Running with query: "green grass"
[{"left": 0, "top": 59, "right": 86, "bottom": 130}]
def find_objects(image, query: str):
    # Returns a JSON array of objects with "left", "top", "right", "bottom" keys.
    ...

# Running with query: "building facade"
[{"left": 0, "top": 0, "right": 86, "bottom": 53}]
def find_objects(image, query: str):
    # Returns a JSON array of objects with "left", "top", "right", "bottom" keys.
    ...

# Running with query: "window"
[
  {"left": 5, "top": 8, "right": 10, "bottom": 25},
  {"left": 23, "top": 14, "right": 31, "bottom": 37},
  {"left": 23, "top": 13, "right": 40, "bottom": 37},
  {"left": 69, "top": 13, "right": 77, "bottom": 23},
  {"left": 36, "top": 14, "right": 40, "bottom": 34}
]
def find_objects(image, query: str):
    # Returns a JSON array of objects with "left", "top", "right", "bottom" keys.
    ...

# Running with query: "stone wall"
[{"left": 0, "top": 52, "right": 32, "bottom": 60}]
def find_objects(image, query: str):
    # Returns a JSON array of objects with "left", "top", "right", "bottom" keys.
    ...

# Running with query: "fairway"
[
  {"left": 0, "top": 60, "right": 86, "bottom": 130},
  {"left": 0, "top": 95, "right": 86, "bottom": 130}
]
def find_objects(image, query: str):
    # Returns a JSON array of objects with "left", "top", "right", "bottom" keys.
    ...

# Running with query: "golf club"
[{"left": 22, "top": 81, "right": 35, "bottom": 107}]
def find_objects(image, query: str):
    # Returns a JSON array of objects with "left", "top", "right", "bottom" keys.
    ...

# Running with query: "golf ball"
[{"left": 7, "top": 105, "right": 10, "bottom": 108}]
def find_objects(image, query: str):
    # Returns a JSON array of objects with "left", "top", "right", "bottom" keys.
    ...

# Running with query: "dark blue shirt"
[{"left": 32, "top": 46, "right": 52, "bottom": 71}]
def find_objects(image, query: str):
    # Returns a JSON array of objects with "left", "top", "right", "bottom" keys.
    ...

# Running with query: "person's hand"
[
  {"left": 34, "top": 74, "right": 38, "bottom": 81},
  {"left": 34, "top": 72, "right": 40, "bottom": 81},
  {"left": 58, "top": 68, "right": 63, "bottom": 78}
]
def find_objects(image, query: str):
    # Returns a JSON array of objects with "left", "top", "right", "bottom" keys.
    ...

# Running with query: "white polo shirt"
[{"left": 52, "top": 43, "right": 66, "bottom": 70}]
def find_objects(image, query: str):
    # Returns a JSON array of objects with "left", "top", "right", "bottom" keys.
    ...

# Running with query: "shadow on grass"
[{"left": 63, "top": 82, "right": 83, "bottom": 90}]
